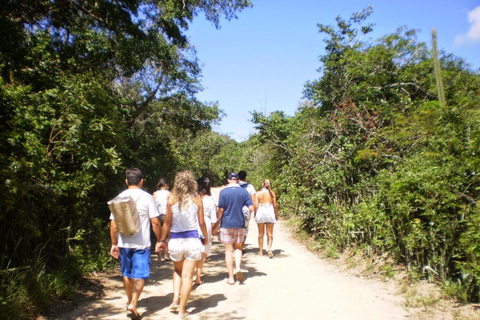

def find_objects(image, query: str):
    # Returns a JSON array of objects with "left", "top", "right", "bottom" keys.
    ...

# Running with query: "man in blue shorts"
[
  {"left": 109, "top": 168, "right": 162, "bottom": 319},
  {"left": 213, "top": 172, "right": 254, "bottom": 285}
]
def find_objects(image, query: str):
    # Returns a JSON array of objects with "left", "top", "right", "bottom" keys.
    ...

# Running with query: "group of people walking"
[{"left": 109, "top": 168, "right": 278, "bottom": 319}]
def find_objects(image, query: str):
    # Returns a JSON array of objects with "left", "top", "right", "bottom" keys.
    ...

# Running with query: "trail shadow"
[
  {"left": 188, "top": 293, "right": 227, "bottom": 314},
  {"left": 270, "top": 249, "right": 288, "bottom": 259},
  {"left": 138, "top": 292, "right": 174, "bottom": 318}
]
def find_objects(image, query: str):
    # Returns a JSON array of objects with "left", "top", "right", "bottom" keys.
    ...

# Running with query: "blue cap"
[{"left": 228, "top": 172, "right": 238, "bottom": 180}]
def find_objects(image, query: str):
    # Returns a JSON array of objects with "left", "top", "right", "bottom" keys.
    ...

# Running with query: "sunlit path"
[{"left": 57, "top": 220, "right": 407, "bottom": 320}]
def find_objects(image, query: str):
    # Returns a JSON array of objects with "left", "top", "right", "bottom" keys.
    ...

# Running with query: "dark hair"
[
  {"left": 197, "top": 176, "right": 211, "bottom": 196},
  {"left": 238, "top": 170, "right": 247, "bottom": 180},
  {"left": 126, "top": 168, "right": 143, "bottom": 186},
  {"left": 156, "top": 177, "right": 169, "bottom": 190}
]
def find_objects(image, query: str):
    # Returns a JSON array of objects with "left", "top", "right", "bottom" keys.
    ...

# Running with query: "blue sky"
[{"left": 185, "top": 0, "right": 480, "bottom": 142}]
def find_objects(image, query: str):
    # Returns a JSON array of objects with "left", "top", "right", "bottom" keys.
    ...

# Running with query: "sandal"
[
  {"left": 268, "top": 251, "right": 273, "bottom": 258},
  {"left": 236, "top": 271, "right": 245, "bottom": 283},
  {"left": 127, "top": 305, "right": 141, "bottom": 320},
  {"left": 170, "top": 304, "right": 179, "bottom": 312}
]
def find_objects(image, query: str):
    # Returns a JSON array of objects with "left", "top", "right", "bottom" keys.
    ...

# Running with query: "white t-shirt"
[
  {"left": 239, "top": 181, "right": 256, "bottom": 217},
  {"left": 239, "top": 181, "right": 256, "bottom": 196},
  {"left": 109, "top": 188, "right": 159, "bottom": 249},
  {"left": 202, "top": 195, "right": 218, "bottom": 225},
  {"left": 154, "top": 189, "right": 170, "bottom": 215}
]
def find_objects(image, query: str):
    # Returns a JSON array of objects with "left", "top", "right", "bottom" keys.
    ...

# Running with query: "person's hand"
[
  {"left": 110, "top": 245, "right": 120, "bottom": 259},
  {"left": 157, "top": 241, "right": 167, "bottom": 253}
]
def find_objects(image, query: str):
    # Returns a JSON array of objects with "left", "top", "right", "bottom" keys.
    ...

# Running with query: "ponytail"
[{"left": 262, "top": 179, "right": 274, "bottom": 199}]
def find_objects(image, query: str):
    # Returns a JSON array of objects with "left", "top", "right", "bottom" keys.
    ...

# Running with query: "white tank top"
[{"left": 170, "top": 201, "right": 199, "bottom": 233}]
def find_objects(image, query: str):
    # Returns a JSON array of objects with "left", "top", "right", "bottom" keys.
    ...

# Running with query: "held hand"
[
  {"left": 157, "top": 241, "right": 167, "bottom": 253},
  {"left": 110, "top": 245, "right": 120, "bottom": 259}
]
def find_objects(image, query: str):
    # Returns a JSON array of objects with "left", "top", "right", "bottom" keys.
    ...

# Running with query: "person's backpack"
[{"left": 107, "top": 195, "right": 140, "bottom": 236}]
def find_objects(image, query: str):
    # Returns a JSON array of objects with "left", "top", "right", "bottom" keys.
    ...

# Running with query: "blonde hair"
[
  {"left": 172, "top": 170, "right": 197, "bottom": 210},
  {"left": 262, "top": 179, "right": 274, "bottom": 199}
]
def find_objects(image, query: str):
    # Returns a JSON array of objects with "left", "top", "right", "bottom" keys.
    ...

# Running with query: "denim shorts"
[{"left": 120, "top": 248, "right": 150, "bottom": 280}]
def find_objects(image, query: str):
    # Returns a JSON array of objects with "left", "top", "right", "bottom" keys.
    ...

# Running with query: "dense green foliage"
[
  {"left": 2, "top": 2, "right": 480, "bottom": 317},
  {"left": 242, "top": 8, "right": 480, "bottom": 301},
  {"left": 0, "top": 1, "right": 251, "bottom": 318}
]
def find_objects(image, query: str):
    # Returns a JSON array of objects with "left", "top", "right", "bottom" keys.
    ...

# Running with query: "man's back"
[{"left": 218, "top": 185, "right": 252, "bottom": 229}]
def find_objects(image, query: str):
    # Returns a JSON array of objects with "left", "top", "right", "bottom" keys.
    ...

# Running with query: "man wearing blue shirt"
[{"left": 213, "top": 172, "right": 254, "bottom": 285}]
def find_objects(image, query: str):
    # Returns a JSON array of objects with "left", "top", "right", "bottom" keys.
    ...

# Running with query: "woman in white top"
[
  {"left": 254, "top": 179, "right": 278, "bottom": 258},
  {"left": 195, "top": 176, "right": 218, "bottom": 284},
  {"left": 153, "top": 177, "right": 170, "bottom": 260},
  {"left": 158, "top": 171, "right": 208, "bottom": 319}
]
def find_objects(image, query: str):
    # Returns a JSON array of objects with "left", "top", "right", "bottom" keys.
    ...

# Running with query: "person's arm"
[
  {"left": 210, "top": 197, "right": 218, "bottom": 228},
  {"left": 110, "top": 220, "right": 120, "bottom": 259},
  {"left": 253, "top": 192, "right": 259, "bottom": 218},
  {"left": 213, "top": 207, "right": 224, "bottom": 235},
  {"left": 158, "top": 197, "right": 173, "bottom": 253},
  {"left": 195, "top": 196, "right": 209, "bottom": 246},
  {"left": 273, "top": 192, "right": 278, "bottom": 220},
  {"left": 251, "top": 193, "right": 257, "bottom": 213},
  {"left": 151, "top": 217, "right": 161, "bottom": 250}
]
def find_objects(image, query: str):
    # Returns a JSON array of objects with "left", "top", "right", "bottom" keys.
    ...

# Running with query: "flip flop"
[
  {"left": 170, "top": 304, "right": 179, "bottom": 312},
  {"left": 127, "top": 305, "right": 141, "bottom": 320},
  {"left": 236, "top": 271, "right": 245, "bottom": 283},
  {"left": 268, "top": 251, "right": 274, "bottom": 258},
  {"left": 179, "top": 311, "right": 190, "bottom": 319},
  {"left": 226, "top": 279, "right": 235, "bottom": 285}
]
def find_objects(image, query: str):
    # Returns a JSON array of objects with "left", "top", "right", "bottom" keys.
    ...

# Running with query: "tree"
[{"left": 0, "top": 0, "right": 252, "bottom": 317}]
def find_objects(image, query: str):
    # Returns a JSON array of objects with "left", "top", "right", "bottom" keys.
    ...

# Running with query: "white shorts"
[
  {"left": 255, "top": 203, "right": 276, "bottom": 224},
  {"left": 168, "top": 238, "right": 202, "bottom": 261}
]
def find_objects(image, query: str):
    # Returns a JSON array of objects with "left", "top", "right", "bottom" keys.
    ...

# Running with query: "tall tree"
[{"left": 0, "top": 1, "right": 252, "bottom": 317}]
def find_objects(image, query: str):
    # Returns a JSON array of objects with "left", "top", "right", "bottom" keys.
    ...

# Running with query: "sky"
[{"left": 185, "top": 0, "right": 480, "bottom": 142}]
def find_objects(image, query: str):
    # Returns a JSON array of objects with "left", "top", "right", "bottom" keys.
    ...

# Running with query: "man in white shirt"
[
  {"left": 238, "top": 170, "right": 256, "bottom": 249},
  {"left": 109, "top": 168, "right": 162, "bottom": 320}
]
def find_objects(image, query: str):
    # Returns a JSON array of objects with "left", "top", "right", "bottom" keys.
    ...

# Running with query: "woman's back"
[
  {"left": 257, "top": 188, "right": 275, "bottom": 204},
  {"left": 170, "top": 200, "right": 199, "bottom": 233}
]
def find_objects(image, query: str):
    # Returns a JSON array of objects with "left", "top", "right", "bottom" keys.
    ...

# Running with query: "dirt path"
[{"left": 55, "top": 218, "right": 411, "bottom": 320}]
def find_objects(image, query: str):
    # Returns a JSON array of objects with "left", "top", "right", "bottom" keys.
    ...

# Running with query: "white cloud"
[{"left": 456, "top": 5, "right": 480, "bottom": 44}]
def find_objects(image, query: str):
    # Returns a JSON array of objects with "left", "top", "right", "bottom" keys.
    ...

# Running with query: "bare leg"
[
  {"left": 124, "top": 277, "right": 144, "bottom": 318},
  {"left": 195, "top": 253, "right": 206, "bottom": 284},
  {"left": 178, "top": 259, "right": 196, "bottom": 318},
  {"left": 172, "top": 260, "right": 184, "bottom": 308},
  {"left": 234, "top": 242, "right": 243, "bottom": 273},
  {"left": 123, "top": 277, "right": 133, "bottom": 305},
  {"left": 224, "top": 243, "right": 235, "bottom": 283},
  {"left": 257, "top": 223, "right": 265, "bottom": 255},
  {"left": 266, "top": 223, "right": 274, "bottom": 254}
]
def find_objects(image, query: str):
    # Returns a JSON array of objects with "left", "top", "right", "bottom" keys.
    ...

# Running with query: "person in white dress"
[
  {"left": 195, "top": 176, "right": 218, "bottom": 284},
  {"left": 158, "top": 171, "right": 208, "bottom": 319},
  {"left": 153, "top": 178, "right": 170, "bottom": 260},
  {"left": 254, "top": 179, "right": 278, "bottom": 258}
]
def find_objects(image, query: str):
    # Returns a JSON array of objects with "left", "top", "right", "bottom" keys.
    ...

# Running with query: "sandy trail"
[{"left": 55, "top": 216, "right": 408, "bottom": 320}]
